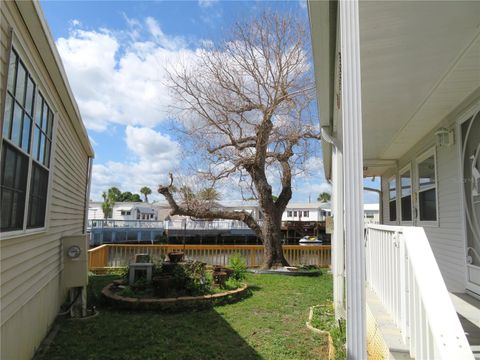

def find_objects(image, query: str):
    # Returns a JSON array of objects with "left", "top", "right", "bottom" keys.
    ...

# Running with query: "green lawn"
[{"left": 42, "top": 273, "right": 334, "bottom": 360}]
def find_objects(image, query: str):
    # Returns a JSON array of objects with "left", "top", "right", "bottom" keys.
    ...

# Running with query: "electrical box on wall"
[{"left": 62, "top": 235, "right": 88, "bottom": 288}]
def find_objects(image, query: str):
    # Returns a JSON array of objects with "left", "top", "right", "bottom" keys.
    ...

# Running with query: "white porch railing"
[{"left": 366, "top": 224, "right": 473, "bottom": 359}]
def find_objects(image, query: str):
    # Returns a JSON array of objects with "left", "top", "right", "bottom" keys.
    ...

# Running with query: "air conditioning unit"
[{"left": 62, "top": 235, "right": 88, "bottom": 288}]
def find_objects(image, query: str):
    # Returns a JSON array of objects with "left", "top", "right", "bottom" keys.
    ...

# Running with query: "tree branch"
[{"left": 158, "top": 182, "right": 263, "bottom": 238}]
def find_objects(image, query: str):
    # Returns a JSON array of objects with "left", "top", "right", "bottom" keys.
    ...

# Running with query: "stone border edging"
[
  {"left": 248, "top": 269, "right": 322, "bottom": 276},
  {"left": 101, "top": 283, "right": 249, "bottom": 311},
  {"left": 306, "top": 305, "right": 336, "bottom": 360}
]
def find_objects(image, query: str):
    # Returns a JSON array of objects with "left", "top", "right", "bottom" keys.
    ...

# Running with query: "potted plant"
[
  {"left": 168, "top": 251, "right": 184, "bottom": 263},
  {"left": 152, "top": 274, "right": 175, "bottom": 297}
]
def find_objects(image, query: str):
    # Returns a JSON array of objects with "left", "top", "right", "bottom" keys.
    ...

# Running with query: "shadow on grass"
[
  {"left": 42, "top": 275, "right": 261, "bottom": 359},
  {"left": 43, "top": 308, "right": 261, "bottom": 360}
]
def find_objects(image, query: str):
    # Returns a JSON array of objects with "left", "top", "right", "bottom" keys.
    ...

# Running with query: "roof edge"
[{"left": 308, "top": 0, "right": 337, "bottom": 181}]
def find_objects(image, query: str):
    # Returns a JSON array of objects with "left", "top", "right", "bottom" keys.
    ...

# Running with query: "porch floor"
[{"left": 450, "top": 292, "right": 480, "bottom": 359}]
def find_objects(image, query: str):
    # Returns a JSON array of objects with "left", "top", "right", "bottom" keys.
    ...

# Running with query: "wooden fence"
[{"left": 88, "top": 244, "right": 331, "bottom": 272}]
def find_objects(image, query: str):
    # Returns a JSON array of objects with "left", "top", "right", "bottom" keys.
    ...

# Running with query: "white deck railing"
[
  {"left": 165, "top": 219, "right": 255, "bottom": 230},
  {"left": 88, "top": 219, "right": 164, "bottom": 229},
  {"left": 366, "top": 224, "right": 473, "bottom": 360}
]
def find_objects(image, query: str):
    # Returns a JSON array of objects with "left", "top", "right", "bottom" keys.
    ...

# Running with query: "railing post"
[
  {"left": 103, "top": 245, "right": 109, "bottom": 268},
  {"left": 398, "top": 231, "right": 408, "bottom": 344},
  {"left": 250, "top": 248, "right": 255, "bottom": 267}
]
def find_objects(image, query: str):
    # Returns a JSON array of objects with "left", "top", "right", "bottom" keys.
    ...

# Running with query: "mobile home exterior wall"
[{"left": 0, "top": 2, "right": 93, "bottom": 359}]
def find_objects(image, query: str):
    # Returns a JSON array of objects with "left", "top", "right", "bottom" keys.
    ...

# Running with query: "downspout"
[
  {"left": 322, "top": 126, "right": 345, "bottom": 320},
  {"left": 83, "top": 156, "right": 93, "bottom": 235}
]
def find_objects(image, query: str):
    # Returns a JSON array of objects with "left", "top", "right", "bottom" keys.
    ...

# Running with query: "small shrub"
[
  {"left": 171, "top": 261, "right": 212, "bottom": 295},
  {"left": 152, "top": 257, "right": 164, "bottom": 276},
  {"left": 106, "top": 266, "right": 128, "bottom": 278},
  {"left": 229, "top": 253, "right": 247, "bottom": 281},
  {"left": 224, "top": 277, "right": 242, "bottom": 290},
  {"left": 299, "top": 264, "right": 320, "bottom": 272},
  {"left": 118, "top": 286, "right": 138, "bottom": 298}
]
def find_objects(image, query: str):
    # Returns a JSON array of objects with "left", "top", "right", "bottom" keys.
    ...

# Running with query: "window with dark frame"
[
  {"left": 287, "top": 210, "right": 292, "bottom": 217},
  {"left": 388, "top": 178, "right": 397, "bottom": 222},
  {"left": 303, "top": 211, "right": 309, "bottom": 217},
  {"left": 400, "top": 169, "right": 412, "bottom": 221},
  {"left": 417, "top": 154, "right": 437, "bottom": 221},
  {"left": 1, "top": 48, "right": 53, "bottom": 233}
]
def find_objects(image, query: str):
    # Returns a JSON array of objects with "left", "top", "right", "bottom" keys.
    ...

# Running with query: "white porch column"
[
  {"left": 332, "top": 145, "right": 345, "bottom": 320},
  {"left": 339, "top": 0, "right": 366, "bottom": 358}
]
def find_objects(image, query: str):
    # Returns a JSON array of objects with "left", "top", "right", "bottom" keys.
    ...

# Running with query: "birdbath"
[{"left": 128, "top": 253, "right": 153, "bottom": 285}]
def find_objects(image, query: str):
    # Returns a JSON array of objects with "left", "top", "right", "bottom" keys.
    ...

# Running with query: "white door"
[{"left": 461, "top": 110, "right": 480, "bottom": 295}]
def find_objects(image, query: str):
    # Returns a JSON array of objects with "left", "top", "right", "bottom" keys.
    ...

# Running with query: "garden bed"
[
  {"left": 307, "top": 304, "right": 346, "bottom": 360},
  {"left": 102, "top": 282, "right": 249, "bottom": 311},
  {"left": 248, "top": 265, "right": 322, "bottom": 276}
]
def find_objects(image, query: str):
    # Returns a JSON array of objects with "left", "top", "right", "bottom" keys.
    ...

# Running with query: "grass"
[{"left": 42, "top": 273, "right": 335, "bottom": 360}]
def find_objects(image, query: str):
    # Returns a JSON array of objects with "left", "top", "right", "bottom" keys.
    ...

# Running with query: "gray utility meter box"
[{"left": 62, "top": 235, "right": 88, "bottom": 288}]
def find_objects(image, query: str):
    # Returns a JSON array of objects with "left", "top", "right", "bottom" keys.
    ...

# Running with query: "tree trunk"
[{"left": 260, "top": 215, "right": 289, "bottom": 269}]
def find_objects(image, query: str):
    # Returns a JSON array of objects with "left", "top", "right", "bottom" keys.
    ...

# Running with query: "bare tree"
[{"left": 158, "top": 12, "right": 320, "bottom": 269}]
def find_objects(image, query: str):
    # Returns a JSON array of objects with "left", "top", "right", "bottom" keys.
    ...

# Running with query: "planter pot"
[
  {"left": 153, "top": 275, "right": 175, "bottom": 297},
  {"left": 168, "top": 251, "right": 185, "bottom": 263},
  {"left": 213, "top": 271, "right": 228, "bottom": 286},
  {"left": 162, "top": 262, "right": 177, "bottom": 274},
  {"left": 213, "top": 266, "right": 233, "bottom": 280}
]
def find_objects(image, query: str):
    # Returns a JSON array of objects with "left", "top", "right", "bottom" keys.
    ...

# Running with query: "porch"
[{"left": 365, "top": 224, "right": 479, "bottom": 359}]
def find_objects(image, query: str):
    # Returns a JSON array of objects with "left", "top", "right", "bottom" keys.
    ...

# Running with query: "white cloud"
[
  {"left": 70, "top": 19, "right": 81, "bottom": 27},
  {"left": 145, "top": 17, "right": 186, "bottom": 50},
  {"left": 298, "top": 0, "right": 307, "bottom": 10},
  {"left": 90, "top": 126, "right": 181, "bottom": 201},
  {"left": 56, "top": 19, "right": 193, "bottom": 131},
  {"left": 198, "top": 0, "right": 218, "bottom": 8}
]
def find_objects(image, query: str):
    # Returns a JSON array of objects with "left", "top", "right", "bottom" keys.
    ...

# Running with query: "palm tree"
[
  {"left": 198, "top": 187, "right": 221, "bottom": 201},
  {"left": 140, "top": 186, "right": 152, "bottom": 203},
  {"left": 101, "top": 191, "right": 114, "bottom": 219},
  {"left": 317, "top": 192, "right": 331, "bottom": 203}
]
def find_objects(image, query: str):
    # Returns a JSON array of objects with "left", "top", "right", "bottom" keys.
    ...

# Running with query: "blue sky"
[{"left": 40, "top": 0, "right": 379, "bottom": 204}]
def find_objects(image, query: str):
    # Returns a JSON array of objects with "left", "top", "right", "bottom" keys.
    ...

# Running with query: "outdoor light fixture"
[{"left": 435, "top": 127, "right": 454, "bottom": 147}]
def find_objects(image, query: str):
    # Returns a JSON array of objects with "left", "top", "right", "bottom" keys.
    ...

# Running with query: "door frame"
[{"left": 457, "top": 101, "right": 480, "bottom": 295}]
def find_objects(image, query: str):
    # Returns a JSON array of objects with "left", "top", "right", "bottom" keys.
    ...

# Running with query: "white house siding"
[
  {"left": 0, "top": 2, "right": 90, "bottom": 359},
  {"left": 380, "top": 96, "right": 480, "bottom": 293}
]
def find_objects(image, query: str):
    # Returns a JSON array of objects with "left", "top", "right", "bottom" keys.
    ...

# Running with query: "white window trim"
[
  {"left": 387, "top": 175, "right": 398, "bottom": 224},
  {"left": 399, "top": 163, "right": 413, "bottom": 225},
  {"left": 415, "top": 146, "right": 439, "bottom": 227},
  {"left": 1, "top": 39, "right": 57, "bottom": 240}
]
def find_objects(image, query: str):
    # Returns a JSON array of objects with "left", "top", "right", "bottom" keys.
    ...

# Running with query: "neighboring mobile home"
[
  {"left": 88, "top": 201, "right": 158, "bottom": 220},
  {"left": 0, "top": 1, "right": 93, "bottom": 359},
  {"left": 281, "top": 202, "right": 331, "bottom": 222},
  {"left": 309, "top": 0, "right": 479, "bottom": 358}
]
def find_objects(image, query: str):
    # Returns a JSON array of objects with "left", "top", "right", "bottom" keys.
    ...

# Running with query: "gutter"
[{"left": 308, "top": 0, "right": 338, "bottom": 182}]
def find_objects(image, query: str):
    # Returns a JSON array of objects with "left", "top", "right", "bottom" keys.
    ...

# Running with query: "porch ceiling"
[{"left": 359, "top": 1, "right": 480, "bottom": 163}]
